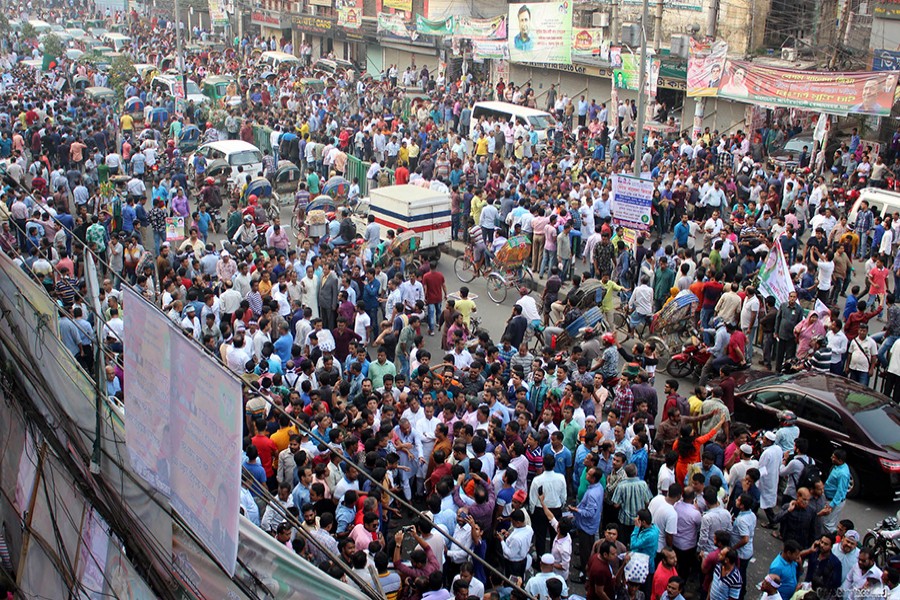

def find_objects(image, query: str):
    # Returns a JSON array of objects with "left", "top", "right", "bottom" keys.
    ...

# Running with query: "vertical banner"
[
  {"left": 611, "top": 174, "right": 654, "bottom": 231},
  {"left": 757, "top": 241, "right": 794, "bottom": 307},
  {"left": 207, "top": 0, "right": 229, "bottom": 26},
  {"left": 507, "top": 2, "right": 573, "bottom": 65},
  {"left": 124, "top": 287, "right": 242, "bottom": 575},
  {"left": 687, "top": 39, "right": 728, "bottom": 97}
]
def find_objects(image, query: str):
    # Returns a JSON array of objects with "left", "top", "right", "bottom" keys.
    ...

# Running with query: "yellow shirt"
[
  {"left": 259, "top": 278, "right": 273, "bottom": 297},
  {"left": 398, "top": 146, "right": 409, "bottom": 165},
  {"left": 408, "top": 142, "right": 420, "bottom": 158},
  {"left": 121, "top": 114, "right": 134, "bottom": 131},
  {"left": 475, "top": 137, "right": 488, "bottom": 156},
  {"left": 271, "top": 425, "right": 298, "bottom": 454},
  {"left": 455, "top": 298, "right": 476, "bottom": 326},
  {"left": 688, "top": 395, "right": 703, "bottom": 416},
  {"left": 300, "top": 122, "right": 310, "bottom": 136},
  {"left": 470, "top": 195, "right": 485, "bottom": 223}
]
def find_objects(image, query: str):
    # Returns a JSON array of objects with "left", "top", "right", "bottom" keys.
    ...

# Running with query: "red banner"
[{"left": 717, "top": 60, "right": 899, "bottom": 117}]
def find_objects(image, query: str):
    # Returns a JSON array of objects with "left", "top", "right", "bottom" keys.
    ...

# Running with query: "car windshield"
[
  {"left": 780, "top": 138, "right": 810, "bottom": 153},
  {"left": 848, "top": 402, "right": 900, "bottom": 450},
  {"left": 528, "top": 115, "right": 556, "bottom": 130},
  {"left": 186, "top": 80, "right": 201, "bottom": 95},
  {"left": 214, "top": 83, "right": 229, "bottom": 95},
  {"left": 737, "top": 373, "right": 794, "bottom": 393},
  {"left": 230, "top": 150, "right": 262, "bottom": 166}
]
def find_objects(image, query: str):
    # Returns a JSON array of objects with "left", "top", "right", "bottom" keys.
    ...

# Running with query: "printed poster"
[
  {"left": 507, "top": 2, "right": 573, "bottom": 65},
  {"left": 611, "top": 174, "right": 653, "bottom": 231},
  {"left": 165, "top": 216, "right": 185, "bottom": 241},
  {"left": 336, "top": 0, "right": 362, "bottom": 28},
  {"left": 687, "top": 39, "right": 728, "bottom": 97},
  {"left": 757, "top": 241, "right": 794, "bottom": 308},
  {"left": 717, "top": 60, "right": 899, "bottom": 117},
  {"left": 572, "top": 27, "right": 609, "bottom": 59},
  {"left": 455, "top": 16, "right": 507, "bottom": 40}
]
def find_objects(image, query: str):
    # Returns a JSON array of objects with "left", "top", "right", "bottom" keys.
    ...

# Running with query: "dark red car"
[{"left": 731, "top": 371, "right": 900, "bottom": 500}]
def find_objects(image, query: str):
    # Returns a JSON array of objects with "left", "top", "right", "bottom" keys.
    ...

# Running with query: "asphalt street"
[{"left": 223, "top": 201, "right": 893, "bottom": 591}]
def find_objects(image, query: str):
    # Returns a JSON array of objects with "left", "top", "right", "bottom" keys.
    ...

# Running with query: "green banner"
[{"left": 415, "top": 15, "right": 455, "bottom": 36}]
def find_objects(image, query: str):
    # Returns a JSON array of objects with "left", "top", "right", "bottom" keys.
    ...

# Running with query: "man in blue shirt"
[
  {"left": 822, "top": 449, "right": 850, "bottom": 531},
  {"left": 629, "top": 433, "right": 649, "bottom": 480},
  {"left": 674, "top": 213, "right": 691, "bottom": 249},
  {"left": 569, "top": 467, "right": 604, "bottom": 578},
  {"left": 768, "top": 541, "right": 803, "bottom": 599}
]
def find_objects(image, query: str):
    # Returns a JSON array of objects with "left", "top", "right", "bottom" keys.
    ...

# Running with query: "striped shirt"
[
  {"left": 709, "top": 563, "right": 742, "bottom": 600},
  {"left": 610, "top": 476, "right": 652, "bottom": 524}
]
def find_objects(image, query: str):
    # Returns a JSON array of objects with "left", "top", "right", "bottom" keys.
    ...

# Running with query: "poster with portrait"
[
  {"left": 687, "top": 39, "right": 728, "bottom": 97},
  {"left": 507, "top": 2, "right": 573, "bottom": 65}
]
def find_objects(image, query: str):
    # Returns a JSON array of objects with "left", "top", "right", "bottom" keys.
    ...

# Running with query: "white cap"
[
  {"left": 540, "top": 554, "right": 555, "bottom": 565},
  {"left": 764, "top": 431, "right": 777, "bottom": 442},
  {"left": 740, "top": 444, "right": 754, "bottom": 455}
]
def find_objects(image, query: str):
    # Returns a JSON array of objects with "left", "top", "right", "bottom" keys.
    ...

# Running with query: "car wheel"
[{"left": 846, "top": 462, "right": 861, "bottom": 499}]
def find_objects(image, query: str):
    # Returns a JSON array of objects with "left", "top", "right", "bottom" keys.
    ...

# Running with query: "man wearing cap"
[
  {"left": 525, "top": 553, "right": 569, "bottom": 600},
  {"left": 758, "top": 430, "right": 783, "bottom": 528}
]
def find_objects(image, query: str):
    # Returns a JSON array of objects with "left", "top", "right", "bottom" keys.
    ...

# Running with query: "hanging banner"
[
  {"left": 687, "top": 38, "right": 728, "bottom": 97},
  {"left": 383, "top": 0, "right": 412, "bottom": 11},
  {"left": 757, "top": 241, "right": 794, "bottom": 308},
  {"left": 717, "top": 60, "right": 899, "bottom": 117},
  {"left": 416, "top": 15, "right": 455, "bottom": 36},
  {"left": 455, "top": 15, "right": 507, "bottom": 40},
  {"left": 873, "top": 49, "right": 900, "bottom": 71},
  {"left": 378, "top": 12, "right": 414, "bottom": 38},
  {"left": 473, "top": 40, "right": 509, "bottom": 60},
  {"left": 572, "top": 27, "right": 609, "bottom": 59},
  {"left": 611, "top": 174, "right": 654, "bottom": 231},
  {"left": 336, "top": 0, "right": 362, "bottom": 28},
  {"left": 612, "top": 53, "right": 659, "bottom": 96},
  {"left": 507, "top": 2, "right": 573, "bottom": 65},
  {"left": 207, "top": 0, "right": 228, "bottom": 26}
]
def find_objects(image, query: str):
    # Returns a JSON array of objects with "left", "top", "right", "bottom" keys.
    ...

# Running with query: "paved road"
[{"left": 237, "top": 202, "right": 891, "bottom": 590}]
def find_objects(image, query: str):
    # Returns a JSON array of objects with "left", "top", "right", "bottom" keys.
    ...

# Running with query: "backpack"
[{"left": 795, "top": 456, "right": 822, "bottom": 490}]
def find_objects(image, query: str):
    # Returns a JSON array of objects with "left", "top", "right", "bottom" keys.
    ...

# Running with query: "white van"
[
  {"left": 259, "top": 51, "right": 301, "bottom": 70},
  {"left": 102, "top": 32, "right": 132, "bottom": 52},
  {"left": 190, "top": 141, "right": 264, "bottom": 186},
  {"left": 352, "top": 184, "right": 451, "bottom": 259},
  {"left": 469, "top": 101, "right": 556, "bottom": 146},
  {"left": 150, "top": 75, "right": 208, "bottom": 106},
  {"left": 847, "top": 188, "right": 900, "bottom": 226}
]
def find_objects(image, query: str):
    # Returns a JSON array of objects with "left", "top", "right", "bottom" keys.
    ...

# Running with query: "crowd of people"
[{"left": 4, "top": 4, "right": 900, "bottom": 600}]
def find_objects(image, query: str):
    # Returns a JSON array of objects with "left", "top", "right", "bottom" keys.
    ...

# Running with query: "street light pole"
[
  {"left": 633, "top": 0, "right": 649, "bottom": 177},
  {"left": 174, "top": 0, "right": 187, "bottom": 103}
]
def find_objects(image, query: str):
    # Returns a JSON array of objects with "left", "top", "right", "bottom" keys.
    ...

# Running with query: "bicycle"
[
  {"left": 454, "top": 246, "right": 485, "bottom": 283},
  {"left": 486, "top": 264, "right": 535, "bottom": 304}
]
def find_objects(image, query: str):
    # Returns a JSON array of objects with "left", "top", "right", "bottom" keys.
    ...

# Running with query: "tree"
[
  {"left": 108, "top": 54, "right": 136, "bottom": 102},
  {"left": 20, "top": 22, "right": 36, "bottom": 42},
  {"left": 41, "top": 33, "right": 65, "bottom": 61}
]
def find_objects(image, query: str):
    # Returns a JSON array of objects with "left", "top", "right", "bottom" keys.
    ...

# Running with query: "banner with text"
[
  {"left": 507, "top": 2, "right": 573, "bottom": 65},
  {"left": 612, "top": 53, "right": 660, "bottom": 97},
  {"left": 716, "top": 60, "right": 899, "bottom": 117},
  {"left": 572, "top": 27, "right": 608, "bottom": 59},
  {"left": 455, "top": 15, "right": 507, "bottom": 40},
  {"left": 383, "top": 0, "right": 412, "bottom": 11},
  {"left": 687, "top": 38, "right": 728, "bottom": 97},
  {"left": 473, "top": 40, "right": 510, "bottom": 60},
  {"left": 336, "top": 0, "right": 363, "bottom": 28},
  {"left": 124, "top": 288, "right": 242, "bottom": 575},
  {"left": 378, "top": 12, "right": 414, "bottom": 38},
  {"left": 416, "top": 15, "right": 455, "bottom": 35},
  {"left": 207, "top": 0, "right": 228, "bottom": 26},
  {"left": 757, "top": 240, "right": 794, "bottom": 307},
  {"left": 873, "top": 49, "right": 900, "bottom": 71},
  {"left": 611, "top": 174, "right": 653, "bottom": 231}
]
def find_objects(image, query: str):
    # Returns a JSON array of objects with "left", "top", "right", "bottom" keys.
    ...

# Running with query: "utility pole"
[
  {"left": 634, "top": 0, "right": 649, "bottom": 176},
  {"left": 692, "top": 0, "right": 719, "bottom": 139},
  {"left": 174, "top": 0, "right": 187, "bottom": 106},
  {"left": 611, "top": 0, "right": 619, "bottom": 50},
  {"left": 653, "top": 0, "right": 663, "bottom": 51}
]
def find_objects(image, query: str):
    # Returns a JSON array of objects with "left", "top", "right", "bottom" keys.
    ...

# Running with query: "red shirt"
[
  {"left": 726, "top": 330, "right": 747, "bottom": 363},
  {"left": 394, "top": 166, "right": 409, "bottom": 185},
  {"left": 422, "top": 270, "right": 445, "bottom": 305},
  {"left": 252, "top": 434, "right": 279, "bottom": 478}
]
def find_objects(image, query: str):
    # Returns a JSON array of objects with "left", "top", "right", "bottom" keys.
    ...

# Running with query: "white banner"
[
  {"left": 123, "top": 287, "right": 242, "bottom": 575},
  {"left": 611, "top": 174, "right": 654, "bottom": 231},
  {"left": 757, "top": 241, "right": 794, "bottom": 308}
]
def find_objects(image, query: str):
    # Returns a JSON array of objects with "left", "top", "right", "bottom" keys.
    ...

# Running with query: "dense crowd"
[{"left": 4, "top": 4, "right": 900, "bottom": 600}]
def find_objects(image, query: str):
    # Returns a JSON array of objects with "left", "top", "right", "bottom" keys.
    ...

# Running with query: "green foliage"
[
  {"left": 20, "top": 22, "right": 36, "bottom": 41},
  {"left": 108, "top": 55, "right": 136, "bottom": 103},
  {"left": 42, "top": 33, "right": 65, "bottom": 60},
  {"left": 0, "top": 14, "right": 9, "bottom": 35}
]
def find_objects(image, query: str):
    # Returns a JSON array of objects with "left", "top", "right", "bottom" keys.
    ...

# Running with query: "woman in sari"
[{"left": 794, "top": 311, "right": 826, "bottom": 358}]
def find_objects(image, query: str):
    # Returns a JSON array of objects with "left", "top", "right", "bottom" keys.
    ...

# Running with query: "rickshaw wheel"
[
  {"left": 487, "top": 273, "right": 508, "bottom": 304},
  {"left": 613, "top": 312, "right": 629, "bottom": 336},
  {"left": 454, "top": 256, "right": 476, "bottom": 283},
  {"left": 647, "top": 336, "right": 670, "bottom": 371}
]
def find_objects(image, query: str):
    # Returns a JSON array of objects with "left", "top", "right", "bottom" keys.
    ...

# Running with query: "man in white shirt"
[
  {"left": 499, "top": 509, "right": 534, "bottom": 578},
  {"left": 529, "top": 454, "right": 568, "bottom": 556},
  {"left": 648, "top": 484, "right": 680, "bottom": 551}
]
